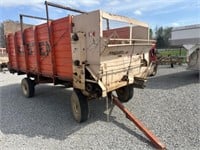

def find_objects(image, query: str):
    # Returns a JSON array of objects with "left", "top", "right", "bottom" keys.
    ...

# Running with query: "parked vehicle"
[
  {"left": 6, "top": 3, "right": 154, "bottom": 122},
  {"left": 170, "top": 24, "right": 200, "bottom": 71},
  {"left": 0, "top": 48, "right": 8, "bottom": 71}
]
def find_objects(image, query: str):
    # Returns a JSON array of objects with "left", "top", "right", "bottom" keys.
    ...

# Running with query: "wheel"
[
  {"left": 116, "top": 84, "right": 134, "bottom": 103},
  {"left": 171, "top": 63, "right": 174, "bottom": 68},
  {"left": 21, "top": 78, "right": 35, "bottom": 98},
  {"left": 0, "top": 64, "right": 2, "bottom": 72},
  {"left": 150, "top": 63, "right": 158, "bottom": 76},
  {"left": 70, "top": 89, "right": 89, "bottom": 123}
]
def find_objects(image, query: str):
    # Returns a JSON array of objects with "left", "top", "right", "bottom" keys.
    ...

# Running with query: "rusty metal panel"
[
  {"left": 6, "top": 34, "right": 17, "bottom": 69},
  {"left": 14, "top": 31, "right": 26, "bottom": 71},
  {"left": 23, "top": 27, "right": 37, "bottom": 72},
  {"left": 35, "top": 23, "right": 53, "bottom": 76},
  {"left": 51, "top": 16, "right": 73, "bottom": 79},
  {"left": 7, "top": 16, "right": 74, "bottom": 80}
]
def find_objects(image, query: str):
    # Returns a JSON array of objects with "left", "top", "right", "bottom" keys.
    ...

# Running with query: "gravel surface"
[{"left": 0, "top": 65, "right": 199, "bottom": 150}]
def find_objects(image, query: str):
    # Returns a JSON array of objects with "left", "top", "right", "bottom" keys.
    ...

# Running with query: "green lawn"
[
  {"left": 158, "top": 48, "right": 187, "bottom": 57},
  {"left": 157, "top": 48, "right": 187, "bottom": 63}
]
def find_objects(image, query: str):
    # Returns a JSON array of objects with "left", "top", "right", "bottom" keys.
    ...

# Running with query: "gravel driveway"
[{"left": 0, "top": 65, "right": 199, "bottom": 150}]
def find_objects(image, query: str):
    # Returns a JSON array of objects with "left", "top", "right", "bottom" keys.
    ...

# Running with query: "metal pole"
[
  {"left": 20, "top": 15, "right": 24, "bottom": 45},
  {"left": 106, "top": 19, "right": 110, "bottom": 30},
  {"left": 129, "top": 24, "right": 132, "bottom": 45},
  {"left": 45, "top": 1, "right": 50, "bottom": 23},
  {"left": 179, "top": 47, "right": 182, "bottom": 56},
  {"left": 20, "top": 14, "right": 52, "bottom": 21},
  {"left": 44, "top": 1, "right": 86, "bottom": 13},
  {"left": 45, "top": 1, "right": 51, "bottom": 45},
  {"left": 44, "top": 0, "right": 56, "bottom": 82},
  {"left": 19, "top": 13, "right": 53, "bottom": 45},
  {"left": 148, "top": 27, "right": 150, "bottom": 44},
  {"left": 112, "top": 95, "right": 166, "bottom": 150}
]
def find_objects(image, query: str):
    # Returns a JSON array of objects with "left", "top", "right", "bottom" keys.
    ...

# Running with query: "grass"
[
  {"left": 157, "top": 48, "right": 187, "bottom": 57},
  {"left": 157, "top": 48, "right": 187, "bottom": 63}
]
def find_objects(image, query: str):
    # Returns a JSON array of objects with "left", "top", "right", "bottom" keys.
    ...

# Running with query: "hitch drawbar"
[{"left": 112, "top": 96, "right": 166, "bottom": 150}]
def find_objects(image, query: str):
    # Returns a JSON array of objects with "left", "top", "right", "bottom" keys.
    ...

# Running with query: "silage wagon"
[{"left": 6, "top": 2, "right": 154, "bottom": 123}]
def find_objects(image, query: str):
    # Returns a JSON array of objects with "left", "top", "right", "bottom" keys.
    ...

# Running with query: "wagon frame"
[{"left": 6, "top": 1, "right": 154, "bottom": 123}]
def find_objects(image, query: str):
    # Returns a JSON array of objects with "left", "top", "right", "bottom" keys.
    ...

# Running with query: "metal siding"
[
  {"left": 6, "top": 16, "right": 73, "bottom": 81},
  {"left": 14, "top": 31, "right": 26, "bottom": 70},
  {"left": 52, "top": 16, "right": 73, "bottom": 78}
]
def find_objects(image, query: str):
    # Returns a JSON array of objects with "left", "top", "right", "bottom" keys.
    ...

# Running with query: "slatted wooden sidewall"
[
  {"left": 6, "top": 16, "right": 73, "bottom": 81},
  {"left": 24, "top": 27, "right": 37, "bottom": 72},
  {"left": 36, "top": 23, "right": 53, "bottom": 76},
  {"left": 6, "top": 34, "right": 17, "bottom": 69},
  {"left": 15, "top": 31, "right": 26, "bottom": 71},
  {"left": 51, "top": 17, "right": 73, "bottom": 80}
]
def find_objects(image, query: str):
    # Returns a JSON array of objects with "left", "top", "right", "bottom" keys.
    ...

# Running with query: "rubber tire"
[
  {"left": 116, "top": 85, "right": 134, "bottom": 103},
  {"left": 70, "top": 89, "right": 89, "bottom": 123},
  {"left": 0, "top": 64, "right": 2, "bottom": 72},
  {"left": 150, "top": 64, "right": 158, "bottom": 76},
  {"left": 21, "top": 78, "right": 35, "bottom": 98}
]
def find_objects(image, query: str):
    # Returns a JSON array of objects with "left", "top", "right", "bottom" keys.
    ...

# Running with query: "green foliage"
[
  {"left": 158, "top": 48, "right": 187, "bottom": 63},
  {"left": 155, "top": 26, "right": 172, "bottom": 48},
  {"left": 158, "top": 49, "right": 187, "bottom": 57},
  {"left": 149, "top": 28, "right": 153, "bottom": 39},
  {"left": 0, "top": 22, "right": 5, "bottom": 47}
]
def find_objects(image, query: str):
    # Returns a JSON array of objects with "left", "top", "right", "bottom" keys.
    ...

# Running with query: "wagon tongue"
[{"left": 111, "top": 95, "right": 166, "bottom": 150}]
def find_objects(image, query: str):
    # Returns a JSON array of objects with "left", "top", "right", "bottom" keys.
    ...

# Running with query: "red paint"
[{"left": 6, "top": 16, "right": 73, "bottom": 80}]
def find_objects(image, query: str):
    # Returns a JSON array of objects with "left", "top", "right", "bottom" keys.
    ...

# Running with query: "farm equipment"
[
  {"left": 0, "top": 48, "right": 8, "bottom": 71},
  {"left": 5, "top": 1, "right": 166, "bottom": 149},
  {"left": 6, "top": 2, "right": 154, "bottom": 122},
  {"left": 158, "top": 55, "right": 185, "bottom": 68},
  {"left": 111, "top": 96, "right": 166, "bottom": 149},
  {"left": 170, "top": 24, "right": 200, "bottom": 70}
]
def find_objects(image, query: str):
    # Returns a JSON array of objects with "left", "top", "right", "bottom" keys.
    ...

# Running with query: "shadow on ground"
[
  {"left": 0, "top": 83, "right": 154, "bottom": 148},
  {"left": 146, "top": 70, "right": 199, "bottom": 89}
]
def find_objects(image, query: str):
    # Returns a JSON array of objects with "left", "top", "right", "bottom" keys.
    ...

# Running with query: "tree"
[
  {"left": 155, "top": 26, "right": 172, "bottom": 48},
  {"left": 0, "top": 22, "right": 5, "bottom": 47},
  {"left": 149, "top": 28, "right": 153, "bottom": 39},
  {"left": 163, "top": 27, "right": 172, "bottom": 47}
]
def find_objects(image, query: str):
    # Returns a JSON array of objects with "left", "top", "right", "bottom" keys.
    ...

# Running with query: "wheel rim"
[{"left": 71, "top": 92, "right": 81, "bottom": 121}]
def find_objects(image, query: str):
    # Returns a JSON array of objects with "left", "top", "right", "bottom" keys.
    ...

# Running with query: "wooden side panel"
[
  {"left": 6, "top": 34, "right": 17, "bottom": 69},
  {"left": 6, "top": 17, "right": 73, "bottom": 81},
  {"left": 36, "top": 23, "right": 53, "bottom": 76},
  {"left": 51, "top": 16, "right": 73, "bottom": 79},
  {"left": 15, "top": 31, "right": 26, "bottom": 71},
  {"left": 24, "top": 27, "right": 37, "bottom": 72}
]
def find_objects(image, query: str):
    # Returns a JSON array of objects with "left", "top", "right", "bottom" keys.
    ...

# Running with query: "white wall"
[{"left": 171, "top": 28, "right": 200, "bottom": 40}]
